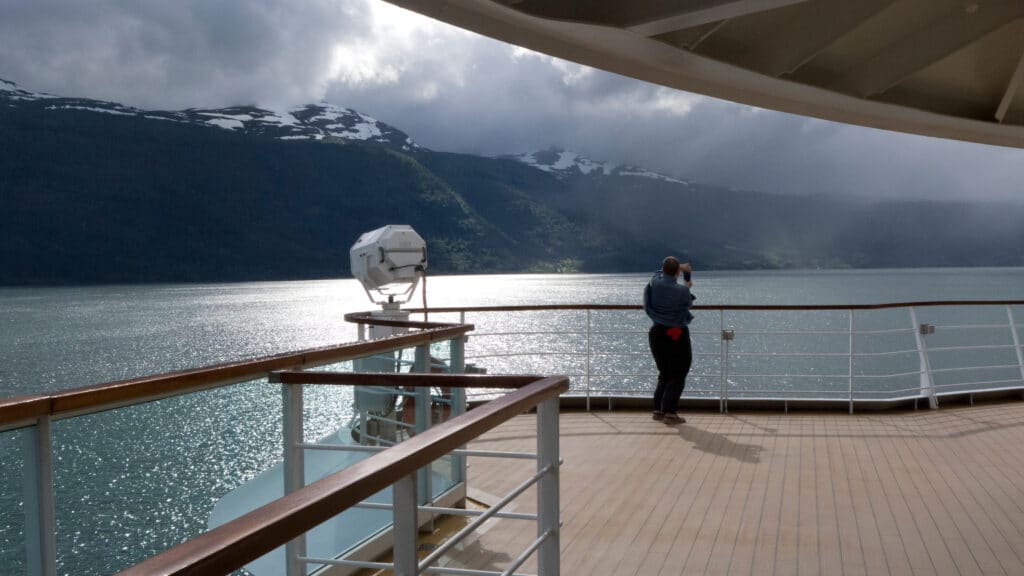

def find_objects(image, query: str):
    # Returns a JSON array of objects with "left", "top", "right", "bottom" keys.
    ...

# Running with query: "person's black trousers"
[{"left": 649, "top": 325, "right": 693, "bottom": 413}]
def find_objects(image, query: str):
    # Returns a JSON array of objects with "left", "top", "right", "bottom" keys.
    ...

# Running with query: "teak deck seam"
[{"left": 447, "top": 402, "right": 1024, "bottom": 576}]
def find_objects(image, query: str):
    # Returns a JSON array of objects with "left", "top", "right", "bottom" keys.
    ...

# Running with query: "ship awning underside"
[{"left": 390, "top": 0, "right": 1024, "bottom": 149}]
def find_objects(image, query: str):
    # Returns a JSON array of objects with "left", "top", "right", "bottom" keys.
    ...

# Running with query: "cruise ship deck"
[{"left": 448, "top": 402, "right": 1024, "bottom": 575}]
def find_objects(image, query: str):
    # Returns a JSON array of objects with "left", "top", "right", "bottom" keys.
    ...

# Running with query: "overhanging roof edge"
[{"left": 388, "top": 0, "right": 1024, "bottom": 149}]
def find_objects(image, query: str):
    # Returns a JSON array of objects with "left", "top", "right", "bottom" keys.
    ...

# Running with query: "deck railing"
[
  {"left": 410, "top": 300, "right": 1024, "bottom": 413},
  {"left": 0, "top": 321, "right": 490, "bottom": 576},
  {"left": 4, "top": 299, "right": 1024, "bottom": 575},
  {"left": 117, "top": 373, "right": 567, "bottom": 576},
  {"left": 264, "top": 371, "right": 565, "bottom": 576}
]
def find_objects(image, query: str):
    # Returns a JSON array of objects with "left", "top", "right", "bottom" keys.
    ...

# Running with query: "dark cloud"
[
  {"left": 2, "top": 0, "right": 1022, "bottom": 202},
  {"left": 0, "top": 0, "right": 370, "bottom": 109}
]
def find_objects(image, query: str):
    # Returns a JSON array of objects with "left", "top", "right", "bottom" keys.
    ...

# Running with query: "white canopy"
[{"left": 388, "top": 0, "right": 1024, "bottom": 148}]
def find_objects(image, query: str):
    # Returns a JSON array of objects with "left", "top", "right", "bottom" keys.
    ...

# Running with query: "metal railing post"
[
  {"left": 848, "top": 310, "right": 855, "bottom": 414},
  {"left": 450, "top": 335, "right": 466, "bottom": 484},
  {"left": 585, "top": 309, "right": 592, "bottom": 412},
  {"left": 414, "top": 344, "right": 433, "bottom": 516},
  {"left": 283, "top": 384, "right": 305, "bottom": 576},
  {"left": 910, "top": 307, "right": 938, "bottom": 409},
  {"left": 23, "top": 416, "right": 57, "bottom": 576},
  {"left": 719, "top": 311, "right": 725, "bottom": 413},
  {"left": 392, "top": 474, "right": 418, "bottom": 576},
  {"left": 720, "top": 312, "right": 734, "bottom": 414},
  {"left": 537, "top": 397, "right": 560, "bottom": 575},
  {"left": 1008, "top": 306, "right": 1024, "bottom": 387}
]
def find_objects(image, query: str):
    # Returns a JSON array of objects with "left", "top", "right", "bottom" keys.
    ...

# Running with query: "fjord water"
[
  {"left": 5, "top": 268, "right": 1024, "bottom": 398},
  {"left": 1, "top": 268, "right": 1023, "bottom": 574}
]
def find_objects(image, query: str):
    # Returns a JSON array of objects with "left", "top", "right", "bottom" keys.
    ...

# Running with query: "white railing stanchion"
[
  {"left": 719, "top": 311, "right": 725, "bottom": 413},
  {"left": 392, "top": 474, "right": 419, "bottom": 576},
  {"left": 537, "top": 397, "right": 560, "bottom": 576},
  {"left": 849, "top": 310, "right": 855, "bottom": 414},
  {"left": 282, "top": 383, "right": 306, "bottom": 576},
  {"left": 23, "top": 416, "right": 57, "bottom": 576},
  {"left": 910, "top": 307, "right": 938, "bottom": 409},
  {"left": 414, "top": 344, "right": 433, "bottom": 520},
  {"left": 585, "top": 309, "right": 592, "bottom": 412},
  {"left": 720, "top": 311, "right": 734, "bottom": 414},
  {"left": 1009, "top": 306, "right": 1024, "bottom": 387},
  {"left": 450, "top": 335, "right": 467, "bottom": 484}
]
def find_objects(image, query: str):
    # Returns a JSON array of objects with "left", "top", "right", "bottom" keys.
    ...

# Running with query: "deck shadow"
[{"left": 676, "top": 424, "right": 764, "bottom": 463}]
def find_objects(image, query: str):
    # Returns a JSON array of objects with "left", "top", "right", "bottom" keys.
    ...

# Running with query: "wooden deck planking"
[
  {"left": 926, "top": 411, "right": 1024, "bottom": 574},
  {"left": 602, "top": 427, "right": 702, "bottom": 576},
  {"left": 724, "top": 417, "right": 778, "bottom": 576},
  {"left": 681, "top": 418, "right": 756, "bottom": 575},
  {"left": 701, "top": 418, "right": 761, "bottom": 576},
  {"left": 940, "top": 408, "right": 1024, "bottom": 574},
  {"left": 572, "top": 424, "right": 676, "bottom": 576},
  {"left": 446, "top": 402, "right": 1024, "bottom": 576}
]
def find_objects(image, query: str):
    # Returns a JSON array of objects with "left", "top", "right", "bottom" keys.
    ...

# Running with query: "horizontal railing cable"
[
  {"left": 117, "top": 375, "right": 568, "bottom": 575},
  {"left": 417, "top": 463, "right": 558, "bottom": 572}
]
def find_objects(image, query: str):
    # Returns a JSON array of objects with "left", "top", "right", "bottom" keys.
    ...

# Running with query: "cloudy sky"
[{"left": 2, "top": 0, "right": 1022, "bottom": 202}]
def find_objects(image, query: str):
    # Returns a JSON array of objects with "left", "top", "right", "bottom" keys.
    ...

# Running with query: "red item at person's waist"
[{"left": 666, "top": 327, "right": 683, "bottom": 341}]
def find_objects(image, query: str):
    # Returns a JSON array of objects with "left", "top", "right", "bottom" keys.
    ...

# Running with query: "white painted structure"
[{"left": 389, "top": 0, "right": 1024, "bottom": 149}]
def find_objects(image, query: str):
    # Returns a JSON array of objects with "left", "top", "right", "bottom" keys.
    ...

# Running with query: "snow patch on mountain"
[
  {"left": 1, "top": 78, "right": 417, "bottom": 150},
  {"left": 507, "top": 148, "right": 688, "bottom": 185},
  {"left": 1, "top": 78, "right": 57, "bottom": 101},
  {"left": 204, "top": 117, "right": 245, "bottom": 130},
  {"left": 618, "top": 169, "right": 687, "bottom": 184},
  {"left": 46, "top": 104, "right": 136, "bottom": 116},
  {"left": 510, "top": 149, "right": 609, "bottom": 175}
]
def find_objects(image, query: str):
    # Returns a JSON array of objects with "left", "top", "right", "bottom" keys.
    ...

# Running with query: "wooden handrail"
[
  {"left": 343, "top": 310, "right": 458, "bottom": 329},
  {"left": 0, "top": 321, "right": 473, "bottom": 428},
  {"left": 0, "top": 394, "right": 51, "bottom": 429},
  {"left": 116, "top": 375, "right": 569, "bottom": 576},
  {"left": 270, "top": 371, "right": 544, "bottom": 388},
  {"left": 408, "top": 300, "right": 1024, "bottom": 313}
]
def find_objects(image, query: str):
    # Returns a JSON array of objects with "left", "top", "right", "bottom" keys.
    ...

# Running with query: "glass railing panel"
[
  {"left": 429, "top": 341, "right": 452, "bottom": 372},
  {"left": 0, "top": 428, "right": 27, "bottom": 575},
  {"left": 294, "top": 386, "right": 393, "bottom": 576},
  {"left": 455, "top": 304, "right": 1024, "bottom": 403},
  {"left": 293, "top": 342, "right": 468, "bottom": 568},
  {"left": 914, "top": 305, "right": 1023, "bottom": 394},
  {"left": 915, "top": 303, "right": 1008, "bottom": 328},
  {"left": 431, "top": 454, "right": 457, "bottom": 499},
  {"left": 723, "top": 308, "right": 852, "bottom": 333},
  {"left": 462, "top": 309, "right": 584, "bottom": 370},
  {"left": 49, "top": 378, "right": 281, "bottom": 575},
  {"left": 849, "top": 309, "right": 921, "bottom": 399},
  {"left": 302, "top": 360, "right": 357, "bottom": 443}
]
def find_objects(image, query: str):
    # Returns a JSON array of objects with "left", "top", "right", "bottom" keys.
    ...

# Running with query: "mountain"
[
  {"left": 2, "top": 78, "right": 1023, "bottom": 285},
  {"left": 2, "top": 78, "right": 416, "bottom": 148},
  {"left": 0, "top": 78, "right": 671, "bottom": 283}
]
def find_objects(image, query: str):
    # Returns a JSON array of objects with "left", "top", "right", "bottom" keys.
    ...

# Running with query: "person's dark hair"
[{"left": 661, "top": 256, "right": 680, "bottom": 276}]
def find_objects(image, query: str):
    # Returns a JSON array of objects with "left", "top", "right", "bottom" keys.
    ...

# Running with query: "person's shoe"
[
  {"left": 662, "top": 413, "right": 686, "bottom": 424},
  {"left": 652, "top": 411, "right": 665, "bottom": 421}
]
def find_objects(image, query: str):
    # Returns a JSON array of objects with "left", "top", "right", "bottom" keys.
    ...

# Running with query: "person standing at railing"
[{"left": 644, "top": 256, "right": 695, "bottom": 424}]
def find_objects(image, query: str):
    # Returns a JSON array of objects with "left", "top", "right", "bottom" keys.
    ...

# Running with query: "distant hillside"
[{"left": 2, "top": 78, "right": 1023, "bottom": 285}]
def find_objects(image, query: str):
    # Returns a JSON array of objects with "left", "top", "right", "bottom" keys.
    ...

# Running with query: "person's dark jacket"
[{"left": 643, "top": 272, "right": 694, "bottom": 328}]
